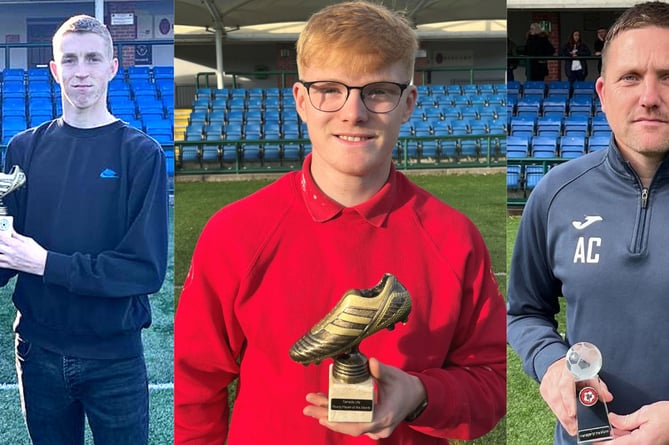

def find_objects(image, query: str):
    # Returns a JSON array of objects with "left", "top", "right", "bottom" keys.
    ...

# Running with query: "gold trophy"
[
  {"left": 0, "top": 166, "right": 26, "bottom": 235},
  {"left": 290, "top": 273, "right": 412, "bottom": 422}
]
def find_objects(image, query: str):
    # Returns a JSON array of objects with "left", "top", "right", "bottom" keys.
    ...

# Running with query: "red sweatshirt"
[{"left": 175, "top": 156, "right": 506, "bottom": 444}]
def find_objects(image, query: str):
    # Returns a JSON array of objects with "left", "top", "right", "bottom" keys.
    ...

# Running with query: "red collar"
[{"left": 297, "top": 154, "right": 397, "bottom": 228}]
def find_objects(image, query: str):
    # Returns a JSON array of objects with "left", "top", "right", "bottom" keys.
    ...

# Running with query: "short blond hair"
[
  {"left": 53, "top": 15, "right": 114, "bottom": 60},
  {"left": 296, "top": 1, "right": 418, "bottom": 79}
]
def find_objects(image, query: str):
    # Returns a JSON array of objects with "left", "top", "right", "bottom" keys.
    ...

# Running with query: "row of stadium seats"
[
  {"left": 179, "top": 135, "right": 506, "bottom": 169},
  {"left": 0, "top": 66, "right": 174, "bottom": 145},
  {"left": 508, "top": 80, "right": 595, "bottom": 98},
  {"left": 507, "top": 164, "right": 547, "bottom": 191},
  {"left": 185, "top": 83, "right": 506, "bottom": 139},
  {"left": 508, "top": 135, "right": 609, "bottom": 159},
  {"left": 509, "top": 115, "right": 611, "bottom": 138},
  {"left": 178, "top": 83, "right": 508, "bottom": 169},
  {"left": 0, "top": 66, "right": 172, "bottom": 82},
  {"left": 509, "top": 95, "right": 602, "bottom": 118}
]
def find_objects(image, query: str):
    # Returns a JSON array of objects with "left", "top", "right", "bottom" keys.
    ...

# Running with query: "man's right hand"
[{"left": 539, "top": 357, "right": 614, "bottom": 436}]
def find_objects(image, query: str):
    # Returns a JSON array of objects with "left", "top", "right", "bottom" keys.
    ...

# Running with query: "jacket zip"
[{"left": 634, "top": 187, "right": 650, "bottom": 253}]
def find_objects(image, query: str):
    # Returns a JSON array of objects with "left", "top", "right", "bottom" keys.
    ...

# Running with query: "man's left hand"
[
  {"left": 303, "top": 357, "right": 426, "bottom": 439},
  {"left": 0, "top": 231, "right": 47, "bottom": 276},
  {"left": 608, "top": 401, "right": 669, "bottom": 444}
]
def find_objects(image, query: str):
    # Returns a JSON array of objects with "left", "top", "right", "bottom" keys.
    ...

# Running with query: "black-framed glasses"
[{"left": 298, "top": 80, "right": 410, "bottom": 113}]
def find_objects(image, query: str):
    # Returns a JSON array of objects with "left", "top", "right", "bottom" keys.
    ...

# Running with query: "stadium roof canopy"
[{"left": 175, "top": 0, "right": 506, "bottom": 30}]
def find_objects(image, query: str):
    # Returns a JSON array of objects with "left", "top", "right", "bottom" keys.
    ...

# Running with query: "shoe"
[
  {"left": 289, "top": 273, "right": 412, "bottom": 365},
  {"left": 0, "top": 165, "right": 26, "bottom": 198}
]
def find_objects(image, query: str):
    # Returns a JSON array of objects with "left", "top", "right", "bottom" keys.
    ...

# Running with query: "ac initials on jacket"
[{"left": 573, "top": 236, "right": 601, "bottom": 264}]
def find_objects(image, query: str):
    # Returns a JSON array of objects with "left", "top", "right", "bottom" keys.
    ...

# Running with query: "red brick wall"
[
  {"left": 107, "top": 2, "right": 138, "bottom": 67},
  {"left": 414, "top": 47, "right": 429, "bottom": 86},
  {"left": 276, "top": 43, "right": 297, "bottom": 88}
]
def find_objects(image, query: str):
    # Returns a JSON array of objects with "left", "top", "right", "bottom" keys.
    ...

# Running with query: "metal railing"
[
  {"left": 174, "top": 133, "right": 506, "bottom": 175},
  {"left": 0, "top": 40, "right": 173, "bottom": 69}
]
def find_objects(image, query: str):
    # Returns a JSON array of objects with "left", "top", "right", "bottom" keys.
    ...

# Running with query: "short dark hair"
[{"left": 602, "top": 2, "right": 669, "bottom": 73}]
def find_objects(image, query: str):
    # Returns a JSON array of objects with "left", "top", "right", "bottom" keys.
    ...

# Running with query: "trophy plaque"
[
  {"left": 289, "top": 273, "right": 412, "bottom": 422},
  {"left": 0, "top": 166, "right": 26, "bottom": 235},
  {"left": 565, "top": 342, "right": 613, "bottom": 443}
]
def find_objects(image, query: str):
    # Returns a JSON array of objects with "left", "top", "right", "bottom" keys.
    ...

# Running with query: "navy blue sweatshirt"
[
  {"left": 508, "top": 141, "right": 669, "bottom": 444},
  {"left": 2, "top": 118, "right": 168, "bottom": 359}
]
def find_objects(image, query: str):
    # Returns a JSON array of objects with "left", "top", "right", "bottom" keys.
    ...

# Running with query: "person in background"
[
  {"left": 525, "top": 22, "right": 555, "bottom": 81},
  {"left": 561, "top": 30, "right": 591, "bottom": 83},
  {"left": 1, "top": 15, "right": 168, "bottom": 445},
  {"left": 508, "top": 37, "right": 519, "bottom": 81},
  {"left": 593, "top": 26, "right": 608, "bottom": 74}
]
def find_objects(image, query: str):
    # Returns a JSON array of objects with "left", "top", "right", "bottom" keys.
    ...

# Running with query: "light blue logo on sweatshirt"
[{"left": 100, "top": 168, "right": 119, "bottom": 179}]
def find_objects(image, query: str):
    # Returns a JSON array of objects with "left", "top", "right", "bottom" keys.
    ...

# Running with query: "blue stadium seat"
[
  {"left": 181, "top": 145, "right": 199, "bottom": 163},
  {"left": 412, "top": 120, "right": 432, "bottom": 137},
  {"left": 591, "top": 115, "right": 611, "bottom": 135},
  {"left": 526, "top": 165, "right": 546, "bottom": 189},
  {"left": 547, "top": 81, "right": 570, "bottom": 97},
  {"left": 221, "top": 145, "right": 238, "bottom": 164},
  {"left": 420, "top": 140, "right": 439, "bottom": 160},
  {"left": 542, "top": 96, "right": 567, "bottom": 117},
  {"left": 507, "top": 136, "right": 529, "bottom": 158},
  {"left": 507, "top": 81, "right": 520, "bottom": 96},
  {"left": 450, "top": 120, "right": 470, "bottom": 136},
  {"left": 572, "top": 81, "right": 595, "bottom": 96},
  {"left": 507, "top": 164, "right": 521, "bottom": 190},
  {"left": 201, "top": 144, "right": 220, "bottom": 164},
  {"left": 522, "top": 81, "right": 546, "bottom": 97},
  {"left": 588, "top": 135, "right": 610, "bottom": 152},
  {"left": 282, "top": 144, "right": 301, "bottom": 162},
  {"left": 563, "top": 115, "right": 589, "bottom": 136},
  {"left": 560, "top": 136, "right": 586, "bottom": 159},
  {"left": 518, "top": 95, "right": 543, "bottom": 115},
  {"left": 536, "top": 116, "right": 562, "bottom": 137},
  {"left": 510, "top": 116, "right": 535, "bottom": 137},
  {"left": 531, "top": 135, "right": 558, "bottom": 158},
  {"left": 152, "top": 66, "right": 173, "bottom": 80},
  {"left": 569, "top": 96, "right": 593, "bottom": 117}
]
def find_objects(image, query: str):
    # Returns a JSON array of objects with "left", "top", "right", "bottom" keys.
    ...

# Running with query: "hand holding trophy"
[
  {"left": 566, "top": 342, "right": 613, "bottom": 443},
  {"left": 0, "top": 165, "right": 26, "bottom": 235},
  {"left": 290, "top": 273, "right": 412, "bottom": 422}
]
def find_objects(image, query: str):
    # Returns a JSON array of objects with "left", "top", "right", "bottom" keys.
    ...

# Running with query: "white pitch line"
[{"left": 0, "top": 383, "right": 173, "bottom": 391}]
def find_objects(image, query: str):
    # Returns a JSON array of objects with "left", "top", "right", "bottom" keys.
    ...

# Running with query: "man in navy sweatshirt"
[
  {"left": 0, "top": 15, "right": 168, "bottom": 445},
  {"left": 508, "top": 2, "right": 669, "bottom": 444}
]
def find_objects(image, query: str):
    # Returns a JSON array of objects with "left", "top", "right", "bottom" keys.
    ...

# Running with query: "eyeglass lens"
[{"left": 307, "top": 81, "right": 404, "bottom": 113}]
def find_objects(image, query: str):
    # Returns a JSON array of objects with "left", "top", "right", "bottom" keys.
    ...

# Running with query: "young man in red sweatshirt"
[{"left": 174, "top": 2, "right": 506, "bottom": 444}]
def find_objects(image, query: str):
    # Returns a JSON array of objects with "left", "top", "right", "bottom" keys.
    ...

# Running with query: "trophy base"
[
  {"left": 328, "top": 363, "right": 374, "bottom": 422},
  {"left": 575, "top": 381, "right": 613, "bottom": 443},
  {"left": 0, "top": 215, "right": 14, "bottom": 235}
]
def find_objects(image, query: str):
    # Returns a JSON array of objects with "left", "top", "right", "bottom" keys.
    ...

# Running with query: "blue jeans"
[{"left": 15, "top": 335, "right": 149, "bottom": 445}]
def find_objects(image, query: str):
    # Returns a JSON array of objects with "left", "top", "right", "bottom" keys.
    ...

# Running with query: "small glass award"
[{"left": 565, "top": 342, "right": 613, "bottom": 443}]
